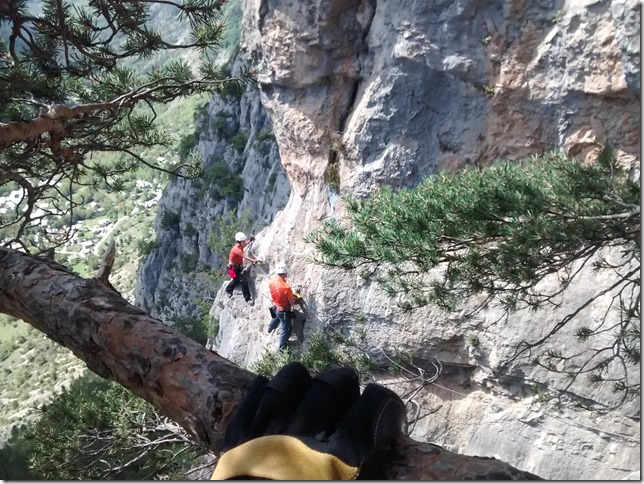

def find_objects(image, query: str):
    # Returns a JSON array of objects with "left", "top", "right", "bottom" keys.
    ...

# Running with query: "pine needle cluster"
[
  {"left": 308, "top": 147, "right": 640, "bottom": 409},
  {"left": 0, "top": 0, "right": 250, "bottom": 253}
]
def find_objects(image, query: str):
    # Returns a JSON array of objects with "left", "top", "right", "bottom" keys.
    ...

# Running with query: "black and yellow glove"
[{"left": 211, "top": 362, "right": 405, "bottom": 480}]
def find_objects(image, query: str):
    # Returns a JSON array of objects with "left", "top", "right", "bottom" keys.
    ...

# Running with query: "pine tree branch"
[
  {"left": 573, "top": 210, "right": 640, "bottom": 221},
  {"left": 0, "top": 76, "right": 247, "bottom": 149}
]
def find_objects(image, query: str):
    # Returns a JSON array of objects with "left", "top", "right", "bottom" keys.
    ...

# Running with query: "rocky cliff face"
[
  {"left": 138, "top": 0, "right": 640, "bottom": 480},
  {"left": 135, "top": 70, "right": 291, "bottom": 322}
]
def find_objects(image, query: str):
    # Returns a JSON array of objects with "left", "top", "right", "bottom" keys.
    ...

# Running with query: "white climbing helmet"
[
  {"left": 235, "top": 232, "right": 247, "bottom": 242},
  {"left": 275, "top": 263, "right": 288, "bottom": 275}
]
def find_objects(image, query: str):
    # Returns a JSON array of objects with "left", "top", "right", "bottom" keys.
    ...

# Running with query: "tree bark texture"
[
  {"left": 0, "top": 103, "right": 110, "bottom": 149},
  {"left": 0, "top": 247, "right": 542, "bottom": 480},
  {"left": 0, "top": 247, "right": 252, "bottom": 451}
]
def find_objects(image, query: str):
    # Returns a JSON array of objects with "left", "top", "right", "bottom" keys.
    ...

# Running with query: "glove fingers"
[
  {"left": 250, "top": 362, "right": 313, "bottom": 436},
  {"left": 331, "top": 383, "right": 406, "bottom": 477},
  {"left": 222, "top": 374, "right": 269, "bottom": 451},
  {"left": 286, "top": 366, "right": 360, "bottom": 437}
]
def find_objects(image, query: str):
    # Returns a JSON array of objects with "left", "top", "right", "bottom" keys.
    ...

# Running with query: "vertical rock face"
[
  {"left": 244, "top": 0, "right": 639, "bottom": 200},
  {"left": 139, "top": 0, "right": 640, "bottom": 480}
]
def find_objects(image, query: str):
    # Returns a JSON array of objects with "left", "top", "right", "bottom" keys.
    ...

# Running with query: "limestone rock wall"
[
  {"left": 244, "top": 0, "right": 639, "bottom": 202},
  {"left": 140, "top": 0, "right": 641, "bottom": 480},
  {"left": 212, "top": 0, "right": 640, "bottom": 479}
]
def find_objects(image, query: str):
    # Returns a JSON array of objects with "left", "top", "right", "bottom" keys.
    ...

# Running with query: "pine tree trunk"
[{"left": 0, "top": 247, "right": 541, "bottom": 479}]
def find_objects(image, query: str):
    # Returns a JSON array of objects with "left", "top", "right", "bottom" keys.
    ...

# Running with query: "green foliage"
[
  {"left": 0, "top": 181, "right": 18, "bottom": 198},
  {"left": 172, "top": 314, "right": 207, "bottom": 345},
  {"left": 202, "top": 159, "right": 244, "bottom": 201},
  {"left": 219, "top": 1, "right": 243, "bottom": 56},
  {"left": 86, "top": 254, "right": 100, "bottom": 272},
  {"left": 219, "top": 75, "right": 245, "bottom": 101},
  {"left": 137, "top": 238, "right": 159, "bottom": 256},
  {"left": 173, "top": 299, "right": 219, "bottom": 345},
  {"left": 161, "top": 210, "right": 181, "bottom": 231},
  {"left": 177, "top": 132, "right": 199, "bottom": 162},
  {"left": 255, "top": 141, "right": 272, "bottom": 156},
  {"left": 308, "top": 147, "right": 640, "bottom": 408},
  {"left": 195, "top": 299, "right": 220, "bottom": 339},
  {"left": 212, "top": 112, "right": 234, "bottom": 139},
  {"left": 0, "top": 425, "right": 38, "bottom": 479},
  {"left": 180, "top": 253, "right": 200, "bottom": 273},
  {"left": 255, "top": 130, "right": 276, "bottom": 155},
  {"left": 251, "top": 330, "right": 376, "bottom": 380},
  {"left": 209, "top": 318, "right": 220, "bottom": 338},
  {"left": 207, "top": 208, "right": 253, "bottom": 263},
  {"left": 257, "top": 131, "right": 276, "bottom": 143},
  {"left": 231, "top": 131, "right": 249, "bottom": 153},
  {"left": 184, "top": 223, "right": 198, "bottom": 237},
  {"left": 551, "top": 8, "right": 567, "bottom": 24},
  {"left": 193, "top": 101, "right": 210, "bottom": 122},
  {"left": 250, "top": 347, "right": 295, "bottom": 377},
  {"left": 0, "top": 0, "right": 241, "bottom": 468},
  {"left": 266, "top": 171, "right": 278, "bottom": 193},
  {"left": 324, "top": 162, "right": 340, "bottom": 191},
  {"left": 0, "top": 373, "right": 202, "bottom": 480},
  {"left": 0, "top": 318, "right": 84, "bottom": 438},
  {"left": 310, "top": 148, "right": 639, "bottom": 310},
  {"left": 0, "top": 0, "right": 251, "bottom": 253}
]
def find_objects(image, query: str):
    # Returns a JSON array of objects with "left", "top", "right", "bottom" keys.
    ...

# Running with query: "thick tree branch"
[
  {"left": 0, "top": 76, "right": 245, "bottom": 149},
  {"left": 0, "top": 246, "right": 252, "bottom": 451},
  {"left": 0, "top": 103, "right": 113, "bottom": 149},
  {"left": 96, "top": 240, "right": 116, "bottom": 287}
]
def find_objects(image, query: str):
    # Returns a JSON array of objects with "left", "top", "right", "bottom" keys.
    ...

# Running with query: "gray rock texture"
[
  {"left": 139, "top": 0, "right": 640, "bottom": 480},
  {"left": 135, "top": 69, "right": 291, "bottom": 321}
]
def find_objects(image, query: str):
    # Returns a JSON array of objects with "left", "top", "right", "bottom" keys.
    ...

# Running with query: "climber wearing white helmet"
[
  {"left": 225, "top": 231, "right": 259, "bottom": 305},
  {"left": 267, "top": 263, "right": 300, "bottom": 351}
]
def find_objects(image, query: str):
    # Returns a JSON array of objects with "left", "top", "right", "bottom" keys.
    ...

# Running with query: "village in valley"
[
  {"left": 0, "top": 158, "right": 170, "bottom": 441},
  {"left": 0, "top": 165, "right": 167, "bottom": 284}
]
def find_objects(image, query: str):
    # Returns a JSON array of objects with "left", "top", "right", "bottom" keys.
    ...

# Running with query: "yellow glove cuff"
[{"left": 211, "top": 435, "right": 358, "bottom": 480}]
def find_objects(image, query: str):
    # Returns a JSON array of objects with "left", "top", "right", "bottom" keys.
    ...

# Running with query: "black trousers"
[{"left": 226, "top": 269, "right": 251, "bottom": 301}]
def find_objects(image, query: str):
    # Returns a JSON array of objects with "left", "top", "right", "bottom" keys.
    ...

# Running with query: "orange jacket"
[
  {"left": 269, "top": 275, "right": 294, "bottom": 310},
  {"left": 229, "top": 244, "right": 244, "bottom": 266}
]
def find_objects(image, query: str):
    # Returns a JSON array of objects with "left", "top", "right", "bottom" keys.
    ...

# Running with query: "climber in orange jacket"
[
  {"left": 225, "top": 232, "right": 258, "bottom": 305},
  {"left": 267, "top": 263, "right": 298, "bottom": 350}
]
